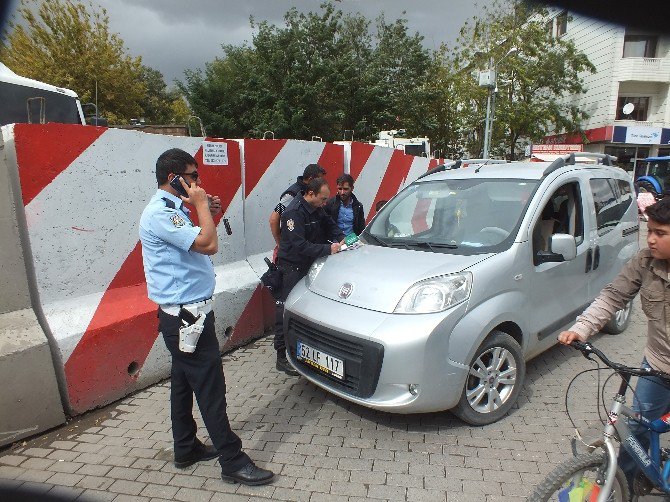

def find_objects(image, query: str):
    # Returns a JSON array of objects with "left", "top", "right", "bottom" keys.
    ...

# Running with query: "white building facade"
[{"left": 542, "top": 9, "right": 670, "bottom": 172}]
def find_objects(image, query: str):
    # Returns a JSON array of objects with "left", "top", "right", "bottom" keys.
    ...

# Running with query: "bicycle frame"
[{"left": 597, "top": 372, "right": 670, "bottom": 501}]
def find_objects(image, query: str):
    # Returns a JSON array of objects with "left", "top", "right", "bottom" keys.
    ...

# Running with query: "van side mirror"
[
  {"left": 550, "top": 234, "right": 577, "bottom": 261},
  {"left": 535, "top": 233, "right": 577, "bottom": 264}
]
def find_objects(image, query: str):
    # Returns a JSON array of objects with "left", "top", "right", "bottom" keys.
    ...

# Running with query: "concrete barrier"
[
  {"left": 348, "top": 142, "right": 434, "bottom": 223},
  {"left": 0, "top": 126, "right": 65, "bottom": 446},
  {"left": 4, "top": 124, "right": 266, "bottom": 415},
  {"left": 0, "top": 124, "right": 443, "bottom": 434}
]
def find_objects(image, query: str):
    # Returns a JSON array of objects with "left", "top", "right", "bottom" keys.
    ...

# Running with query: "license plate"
[{"left": 297, "top": 341, "right": 344, "bottom": 380}]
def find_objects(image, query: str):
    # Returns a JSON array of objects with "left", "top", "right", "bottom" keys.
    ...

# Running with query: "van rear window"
[{"left": 0, "top": 81, "right": 81, "bottom": 127}]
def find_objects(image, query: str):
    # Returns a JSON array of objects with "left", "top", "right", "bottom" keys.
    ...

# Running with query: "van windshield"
[{"left": 365, "top": 178, "right": 538, "bottom": 254}]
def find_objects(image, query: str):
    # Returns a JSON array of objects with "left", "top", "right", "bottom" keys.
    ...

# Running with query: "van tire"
[
  {"left": 452, "top": 331, "right": 525, "bottom": 426},
  {"left": 601, "top": 301, "right": 633, "bottom": 335}
]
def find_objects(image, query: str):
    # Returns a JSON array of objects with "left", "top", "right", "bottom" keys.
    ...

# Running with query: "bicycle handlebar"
[{"left": 570, "top": 341, "right": 670, "bottom": 381}]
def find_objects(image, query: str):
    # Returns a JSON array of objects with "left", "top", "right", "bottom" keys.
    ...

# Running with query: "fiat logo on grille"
[{"left": 338, "top": 283, "right": 354, "bottom": 299}]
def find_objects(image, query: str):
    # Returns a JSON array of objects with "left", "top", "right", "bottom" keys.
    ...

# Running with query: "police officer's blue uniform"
[{"left": 139, "top": 189, "right": 250, "bottom": 474}]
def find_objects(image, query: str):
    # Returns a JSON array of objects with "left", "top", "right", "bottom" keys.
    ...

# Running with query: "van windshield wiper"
[
  {"left": 410, "top": 241, "right": 459, "bottom": 251},
  {"left": 364, "top": 233, "right": 388, "bottom": 247}
]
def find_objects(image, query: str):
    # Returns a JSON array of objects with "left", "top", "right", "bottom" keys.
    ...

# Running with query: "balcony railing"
[
  {"left": 613, "top": 119, "right": 666, "bottom": 128},
  {"left": 616, "top": 57, "right": 670, "bottom": 82}
]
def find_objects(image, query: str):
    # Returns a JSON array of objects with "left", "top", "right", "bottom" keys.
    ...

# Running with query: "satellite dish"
[{"left": 622, "top": 103, "right": 635, "bottom": 115}]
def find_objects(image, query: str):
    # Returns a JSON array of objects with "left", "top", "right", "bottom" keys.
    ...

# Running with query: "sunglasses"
[{"left": 181, "top": 170, "right": 199, "bottom": 181}]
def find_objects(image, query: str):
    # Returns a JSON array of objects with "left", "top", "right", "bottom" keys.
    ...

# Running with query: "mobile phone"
[
  {"left": 223, "top": 218, "right": 232, "bottom": 235},
  {"left": 169, "top": 175, "right": 189, "bottom": 198}
]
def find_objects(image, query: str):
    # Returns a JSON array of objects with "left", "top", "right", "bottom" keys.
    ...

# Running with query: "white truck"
[
  {"left": 373, "top": 129, "right": 431, "bottom": 157},
  {"left": 0, "top": 62, "right": 87, "bottom": 127}
]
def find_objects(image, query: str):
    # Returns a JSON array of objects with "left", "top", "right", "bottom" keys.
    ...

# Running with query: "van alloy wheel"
[
  {"left": 602, "top": 301, "right": 633, "bottom": 335},
  {"left": 466, "top": 346, "right": 517, "bottom": 413},
  {"left": 453, "top": 331, "right": 525, "bottom": 425}
]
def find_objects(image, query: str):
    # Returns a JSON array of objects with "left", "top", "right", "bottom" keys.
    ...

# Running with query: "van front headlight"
[
  {"left": 394, "top": 272, "right": 472, "bottom": 314},
  {"left": 305, "top": 257, "right": 326, "bottom": 288}
]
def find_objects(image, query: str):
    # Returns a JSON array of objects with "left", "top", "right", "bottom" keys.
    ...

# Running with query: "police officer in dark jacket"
[
  {"left": 268, "top": 163, "right": 327, "bottom": 250},
  {"left": 274, "top": 178, "right": 345, "bottom": 375},
  {"left": 324, "top": 174, "right": 365, "bottom": 236}
]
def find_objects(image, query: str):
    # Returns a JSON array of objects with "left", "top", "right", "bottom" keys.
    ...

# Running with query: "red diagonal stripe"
[
  {"left": 229, "top": 285, "right": 265, "bottom": 346},
  {"left": 317, "top": 143, "right": 344, "bottom": 191},
  {"left": 13, "top": 124, "right": 106, "bottom": 206},
  {"left": 243, "top": 139, "right": 287, "bottom": 196},
  {"left": 189, "top": 139, "right": 242, "bottom": 227},
  {"left": 349, "top": 142, "right": 374, "bottom": 181},
  {"left": 64, "top": 243, "right": 157, "bottom": 413},
  {"left": 366, "top": 150, "right": 414, "bottom": 223}
]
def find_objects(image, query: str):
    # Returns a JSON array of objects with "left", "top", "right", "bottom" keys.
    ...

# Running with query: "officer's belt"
[
  {"left": 160, "top": 297, "right": 213, "bottom": 317},
  {"left": 276, "top": 261, "right": 309, "bottom": 275}
]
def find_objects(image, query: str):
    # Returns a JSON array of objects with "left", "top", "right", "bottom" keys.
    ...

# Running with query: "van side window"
[
  {"left": 532, "top": 182, "right": 583, "bottom": 264},
  {"left": 590, "top": 178, "right": 630, "bottom": 236}
]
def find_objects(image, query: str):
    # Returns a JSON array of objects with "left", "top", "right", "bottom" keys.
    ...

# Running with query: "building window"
[
  {"left": 545, "top": 20, "right": 553, "bottom": 38},
  {"left": 616, "top": 96, "right": 649, "bottom": 121},
  {"left": 605, "top": 145, "right": 649, "bottom": 173},
  {"left": 623, "top": 34, "right": 658, "bottom": 58},
  {"left": 556, "top": 11, "right": 567, "bottom": 37}
]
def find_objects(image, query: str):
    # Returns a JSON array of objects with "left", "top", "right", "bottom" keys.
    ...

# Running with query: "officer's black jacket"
[
  {"left": 324, "top": 193, "right": 366, "bottom": 236},
  {"left": 281, "top": 176, "right": 307, "bottom": 200},
  {"left": 277, "top": 194, "right": 345, "bottom": 269}
]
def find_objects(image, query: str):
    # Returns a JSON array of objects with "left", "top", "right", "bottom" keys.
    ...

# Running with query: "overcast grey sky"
[{"left": 6, "top": 0, "right": 495, "bottom": 85}]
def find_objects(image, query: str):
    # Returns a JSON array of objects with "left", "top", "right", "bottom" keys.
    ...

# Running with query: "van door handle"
[
  {"left": 593, "top": 246, "right": 600, "bottom": 271},
  {"left": 585, "top": 248, "right": 593, "bottom": 273}
]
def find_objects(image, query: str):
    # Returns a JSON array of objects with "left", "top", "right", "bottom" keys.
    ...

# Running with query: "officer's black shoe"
[
  {"left": 221, "top": 461, "right": 275, "bottom": 486},
  {"left": 276, "top": 352, "right": 300, "bottom": 376},
  {"left": 174, "top": 440, "right": 220, "bottom": 469}
]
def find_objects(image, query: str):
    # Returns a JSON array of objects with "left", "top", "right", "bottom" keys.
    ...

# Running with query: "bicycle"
[{"left": 528, "top": 341, "right": 670, "bottom": 501}]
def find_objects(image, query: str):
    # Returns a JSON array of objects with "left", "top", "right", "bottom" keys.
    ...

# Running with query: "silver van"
[{"left": 283, "top": 155, "right": 640, "bottom": 425}]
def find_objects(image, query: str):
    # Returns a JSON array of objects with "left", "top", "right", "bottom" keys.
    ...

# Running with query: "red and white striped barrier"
[
  {"left": 346, "top": 142, "right": 438, "bottom": 223},
  {"left": 5, "top": 124, "right": 265, "bottom": 413},
  {"left": 3, "top": 124, "right": 445, "bottom": 417}
]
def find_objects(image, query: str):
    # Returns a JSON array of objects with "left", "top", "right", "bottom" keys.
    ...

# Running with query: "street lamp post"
[{"left": 479, "top": 48, "right": 517, "bottom": 159}]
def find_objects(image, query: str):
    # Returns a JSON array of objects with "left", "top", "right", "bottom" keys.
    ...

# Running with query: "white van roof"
[{"left": 0, "top": 62, "right": 80, "bottom": 99}]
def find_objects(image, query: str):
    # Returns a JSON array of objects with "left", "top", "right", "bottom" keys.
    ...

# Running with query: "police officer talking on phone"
[
  {"left": 274, "top": 177, "right": 345, "bottom": 375},
  {"left": 139, "top": 148, "right": 274, "bottom": 486}
]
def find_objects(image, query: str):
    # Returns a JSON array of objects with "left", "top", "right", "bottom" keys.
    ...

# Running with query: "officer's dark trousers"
[
  {"left": 274, "top": 263, "right": 306, "bottom": 353},
  {"left": 159, "top": 309, "right": 250, "bottom": 474}
]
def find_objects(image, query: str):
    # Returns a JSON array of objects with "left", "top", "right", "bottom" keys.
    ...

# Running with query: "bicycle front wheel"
[{"left": 528, "top": 451, "right": 629, "bottom": 501}]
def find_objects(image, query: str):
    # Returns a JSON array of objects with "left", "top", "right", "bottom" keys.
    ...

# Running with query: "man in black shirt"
[
  {"left": 274, "top": 178, "right": 345, "bottom": 375},
  {"left": 268, "top": 164, "right": 327, "bottom": 254}
]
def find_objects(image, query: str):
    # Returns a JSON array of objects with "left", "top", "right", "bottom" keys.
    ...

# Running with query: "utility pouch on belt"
[
  {"left": 178, "top": 306, "right": 205, "bottom": 353},
  {"left": 260, "top": 257, "right": 283, "bottom": 298}
]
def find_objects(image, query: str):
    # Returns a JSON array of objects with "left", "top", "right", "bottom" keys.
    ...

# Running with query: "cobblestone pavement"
[{"left": 1, "top": 228, "right": 668, "bottom": 501}]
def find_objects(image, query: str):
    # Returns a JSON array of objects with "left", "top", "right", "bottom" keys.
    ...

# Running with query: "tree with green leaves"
[
  {"left": 139, "top": 65, "right": 191, "bottom": 124},
  {"left": 445, "top": 0, "right": 596, "bottom": 159},
  {"left": 180, "top": 2, "right": 432, "bottom": 141},
  {"left": 1, "top": 0, "right": 146, "bottom": 124}
]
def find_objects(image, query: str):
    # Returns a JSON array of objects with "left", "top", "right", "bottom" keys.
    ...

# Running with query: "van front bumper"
[{"left": 284, "top": 282, "right": 470, "bottom": 414}]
